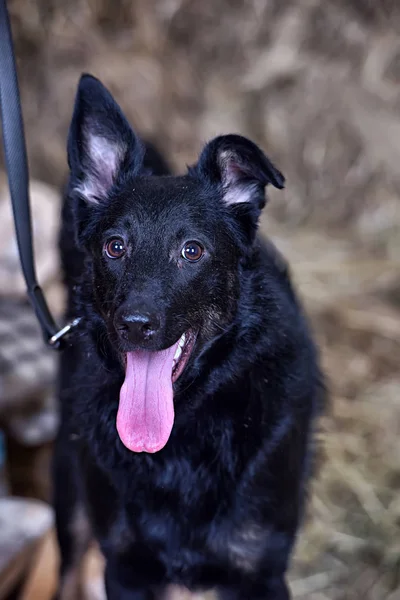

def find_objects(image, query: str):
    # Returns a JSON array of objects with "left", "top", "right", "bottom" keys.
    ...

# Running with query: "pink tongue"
[{"left": 116, "top": 341, "right": 179, "bottom": 453}]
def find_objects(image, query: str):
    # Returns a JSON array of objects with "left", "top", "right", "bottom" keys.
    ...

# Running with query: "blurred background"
[{"left": 0, "top": 1, "right": 399, "bottom": 599}]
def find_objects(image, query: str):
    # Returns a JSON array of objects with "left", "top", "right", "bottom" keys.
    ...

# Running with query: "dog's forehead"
[
  {"left": 110, "top": 174, "right": 218, "bottom": 236},
  {"left": 115, "top": 174, "right": 217, "bottom": 229},
  {"left": 130, "top": 175, "right": 203, "bottom": 206}
]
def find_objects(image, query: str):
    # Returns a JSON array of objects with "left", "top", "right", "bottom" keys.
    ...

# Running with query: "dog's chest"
[
  {"left": 120, "top": 456, "right": 222, "bottom": 545},
  {"left": 106, "top": 455, "right": 268, "bottom": 583}
]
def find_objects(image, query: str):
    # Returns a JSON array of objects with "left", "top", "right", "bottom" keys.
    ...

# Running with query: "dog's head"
[{"left": 67, "top": 74, "right": 284, "bottom": 453}]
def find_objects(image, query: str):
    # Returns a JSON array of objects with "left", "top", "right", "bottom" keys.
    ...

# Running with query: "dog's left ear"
[{"left": 194, "top": 134, "right": 284, "bottom": 211}]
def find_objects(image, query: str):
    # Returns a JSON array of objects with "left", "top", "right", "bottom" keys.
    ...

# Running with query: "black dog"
[{"left": 53, "top": 74, "right": 324, "bottom": 600}]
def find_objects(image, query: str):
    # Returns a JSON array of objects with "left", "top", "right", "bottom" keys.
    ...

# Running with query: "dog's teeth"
[
  {"left": 174, "top": 345, "right": 183, "bottom": 362},
  {"left": 174, "top": 333, "right": 186, "bottom": 362}
]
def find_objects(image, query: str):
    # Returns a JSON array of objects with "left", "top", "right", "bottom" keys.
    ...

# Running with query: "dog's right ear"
[{"left": 67, "top": 74, "right": 145, "bottom": 205}]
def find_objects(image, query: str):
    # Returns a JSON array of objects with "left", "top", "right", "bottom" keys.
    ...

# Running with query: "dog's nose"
[{"left": 116, "top": 311, "right": 161, "bottom": 344}]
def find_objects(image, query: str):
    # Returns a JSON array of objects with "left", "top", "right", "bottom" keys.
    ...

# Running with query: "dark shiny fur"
[{"left": 53, "top": 74, "right": 324, "bottom": 600}]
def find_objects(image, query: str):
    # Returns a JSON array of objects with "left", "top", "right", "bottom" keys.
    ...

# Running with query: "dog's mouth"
[
  {"left": 116, "top": 329, "right": 197, "bottom": 454},
  {"left": 172, "top": 329, "right": 197, "bottom": 382}
]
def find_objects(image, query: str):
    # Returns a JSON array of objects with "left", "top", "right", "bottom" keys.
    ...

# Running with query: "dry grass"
[{"left": 2, "top": 0, "right": 400, "bottom": 598}]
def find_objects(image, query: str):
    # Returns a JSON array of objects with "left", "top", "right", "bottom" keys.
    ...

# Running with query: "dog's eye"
[
  {"left": 104, "top": 238, "right": 126, "bottom": 259},
  {"left": 181, "top": 241, "right": 204, "bottom": 262}
]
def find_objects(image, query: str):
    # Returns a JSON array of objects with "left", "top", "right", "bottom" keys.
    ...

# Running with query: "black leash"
[{"left": 0, "top": 0, "right": 80, "bottom": 349}]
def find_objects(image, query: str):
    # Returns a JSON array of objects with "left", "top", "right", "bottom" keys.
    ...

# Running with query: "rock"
[
  {"left": 0, "top": 298, "right": 58, "bottom": 446},
  {"left": 0, "top": 497, "right": 53, "bottom": 599}
]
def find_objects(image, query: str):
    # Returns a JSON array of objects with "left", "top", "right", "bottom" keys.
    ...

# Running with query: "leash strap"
[{"left": 0, "top": 0, "right": 79, "bottom": 349}]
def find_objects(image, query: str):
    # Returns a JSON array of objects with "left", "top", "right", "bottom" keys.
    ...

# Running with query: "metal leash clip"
[{"left": 48, "top": 317, "right": 82, "bottom": 347}]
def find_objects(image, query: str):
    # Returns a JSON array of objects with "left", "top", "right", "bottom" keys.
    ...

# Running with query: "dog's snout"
[{"left": 116, "top": 310, "right": 161, "bottom": 345}]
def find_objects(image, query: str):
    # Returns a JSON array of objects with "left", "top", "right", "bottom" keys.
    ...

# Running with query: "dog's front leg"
[
  {"left": 104, "top": 560, "right": 155, "bottom": 600},
  {"left": 53, "top": 426, "right": 91, "bottom": 600},
  {"left": 218, "top": 575, "right": 290, "bottom": 600}
]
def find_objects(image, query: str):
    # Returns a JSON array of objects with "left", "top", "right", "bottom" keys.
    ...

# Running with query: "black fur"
[{"left": 54, "top": 74, "right": 324, "bottom": 600}]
